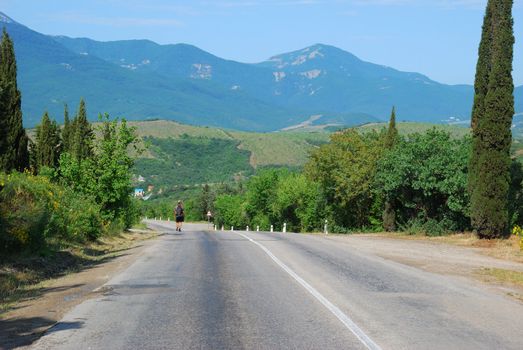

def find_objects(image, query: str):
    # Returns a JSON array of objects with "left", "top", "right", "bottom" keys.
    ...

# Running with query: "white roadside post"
[
  {"left": 214, "top": 225, "right": 217, "bottom": 231},
  {"left": 221, "top": 225, "right": 224, "bottom": 231},
  {"left": 246, "top": 226, "right": 249, "bottom": 232},
  {"left": 168, "top": 217, "right": 170, "bottom": 222},
  {"left": 207, "top": 211, "right": 212, "bottom": 230},
  {"left": 270, "top": 225, "right": 274, "bottom": 233},
  {"left": 160, "top": 216, "right": 162, "bottom": 221},
  {"left": 256, "top": 226, "right": 260, "bottom": 232},
  {"left": 231, "top": 226, "right": 234, "bottom": 231},
  {"left": 154, "top": 217, "right": 157, "bottom": 221},
  {"left": 283, "top": 223, "right": 287, "bottom": 233},
  {"left": 324, "top": 219, "right": 328, "bottom": 235}
]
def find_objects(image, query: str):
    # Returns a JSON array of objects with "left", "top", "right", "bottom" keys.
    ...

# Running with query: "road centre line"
[{"left": 235, "top": 232, "right": 382, "bottom": 350}]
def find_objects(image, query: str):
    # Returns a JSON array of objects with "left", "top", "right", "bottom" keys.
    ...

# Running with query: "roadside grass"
[
  {"left": 131, "top": 222, "right": 148, "bottom": 230},
  {"left": 0, "top": 231, "right": 157, "bottom": 314},
  {"left": 476, "top": 267, "right": 523, "bottom": 287}
]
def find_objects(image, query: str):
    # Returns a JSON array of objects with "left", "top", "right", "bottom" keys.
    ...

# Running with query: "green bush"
[
  {"left": 0, "top": 172, "right": 104, "bottom": 255},
  {"left": 400, "top": 217, "right": 456, "bottom": 237}
]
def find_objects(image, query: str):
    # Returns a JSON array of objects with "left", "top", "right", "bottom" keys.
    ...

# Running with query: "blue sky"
[{"left": 0, "top": 0, "right": 521, "bottom": 85}]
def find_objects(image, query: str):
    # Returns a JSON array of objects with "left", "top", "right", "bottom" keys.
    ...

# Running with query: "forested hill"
[
  {"left": 3, "top": 11, "right": 521, "bottom": 131},
  {"left": 129, "top": 120, "right": 471, "bottom": 190}
]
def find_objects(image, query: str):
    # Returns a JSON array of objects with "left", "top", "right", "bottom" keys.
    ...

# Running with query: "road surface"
[{"left": 30, "top": 221, "right": 523, "bottom": 349}]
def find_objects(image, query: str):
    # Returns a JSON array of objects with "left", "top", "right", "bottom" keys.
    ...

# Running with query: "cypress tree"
[
  {"left": 383, "top": 107, "right": 399, "bottom": 232},
  {"left": 34, "top": 112, "right": 61, "bottom": 170},
  {"left": 62, "top": 103, "right": 73, "bottom": 153},
  {"left": 469, "top": 0, "right": 515, "bottom": 239},
  {"left": 0, "top": 28, "right": 28, "bottom": 172},
  {"left": 71, "top": 98, "right": 94, "bottom": 161}
]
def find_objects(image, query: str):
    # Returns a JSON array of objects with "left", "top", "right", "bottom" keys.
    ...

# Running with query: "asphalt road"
[{"left": 31, "top": 221, "right": 523, "bottom": 350}]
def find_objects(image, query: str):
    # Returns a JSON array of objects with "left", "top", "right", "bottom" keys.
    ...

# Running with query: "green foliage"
[
  {"left": 214, "top": 194, "right": 246, "bottom": 229},
  {"left": 0, "top": 172, "right": 104, "bottom": 255},
  {"left": 61, "top": 104, "right": 73, "bottom": 154},
  {"left": 384, "top": 107, "right": 398, "bottom": 150},
  {"left": 383, "top": 107, "right": 399, "bottom": 231},
  {"left": 211, "top": 169, "right": 324, "bottom": 232},
  {"left": 376, "top": 130, "right": 471, "bottom": 232},
  {"left": 0, "top": 28, "right": 29, "bottom": 172},
  {"left": 71, "top": 98, "right": 94, "bottom": 161},
  {"left": 469, "top": 0, "right": 515, "bottom": 238},
  {"left": 60, "top": 116, "right": 140, "bottom": 227},
  {"left": 305, "top": 129, "right": 385, "bottom": 229},
  {"left": 33, "top": 111, "right": 61, "bottom": 171},
  {"left": 271, "top": 173, "right": 322, "bottom": 232}
]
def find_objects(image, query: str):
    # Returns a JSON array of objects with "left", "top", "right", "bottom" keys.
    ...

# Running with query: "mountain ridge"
[{"left": 1, "top": 11, "right": 521, "bottom": 131}]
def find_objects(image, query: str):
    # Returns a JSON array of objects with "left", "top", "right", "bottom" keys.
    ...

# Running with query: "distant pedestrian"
[{"left": 175, "top": 200, "right": 185, "bottom": 232}]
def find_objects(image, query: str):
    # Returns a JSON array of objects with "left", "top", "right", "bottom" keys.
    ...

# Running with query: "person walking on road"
[{"left": 175, "top": 200, "right": 185, "bottom": 232}]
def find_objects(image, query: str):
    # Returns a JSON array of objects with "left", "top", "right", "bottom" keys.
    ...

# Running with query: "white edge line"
[{"left": 236, "top": 232, "right": 382, "bottom": 350}]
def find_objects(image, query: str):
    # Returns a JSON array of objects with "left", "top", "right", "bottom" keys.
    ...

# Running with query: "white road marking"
[{"left": 236, "top": 232, "right": 382, "bottom": 350}]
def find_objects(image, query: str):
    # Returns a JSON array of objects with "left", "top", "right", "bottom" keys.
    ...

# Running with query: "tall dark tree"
[
  {"left": 71, "top": 98, "right": 94, "bottom": 161},
  {"left": 34, "top": 112, "right": 61, "bottom": 170},
  {"left": 0, "top": 28, "right": 29, "bottom": 172},
  {"left": 382, "top": 107, "right": 399, "bottom": 231},
  {"left": 469, "top": 0, "right": 515, "bottom": 239},
  {"left": 61, "top": 103, "right": 73, "bottom": 153}
]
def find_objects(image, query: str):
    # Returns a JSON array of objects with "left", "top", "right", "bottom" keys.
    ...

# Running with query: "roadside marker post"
[
  {"left": 221, "top": 225, "right": 224, "bottom": 231},
  {"left": 270, "top": 225, "right": 274, "bottom": 233},
  {"left": 256, "top": 226, "right": 260, "bottom": 232},
  {"left": 214, "top": 225, "right": 217, "bottom": 231},
  {"left": 231, "top": 226, "right": 234, "bottom": 231},
  {"left": 324, "top": 219, "right": 328, "bottom": 235},
  {"left": 246, "top": 226, "right": 249, "bottom": 232},
  {"left": 283, "top": 223, "right": 287, "bottom": 233},
  {"left": 207, "top": 211, "right": 212, "bottom": 230}
]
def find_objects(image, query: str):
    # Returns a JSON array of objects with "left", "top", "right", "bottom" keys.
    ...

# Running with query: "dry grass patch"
[{"left": 476, "top": 267, "right": 523, "bottom": 287}]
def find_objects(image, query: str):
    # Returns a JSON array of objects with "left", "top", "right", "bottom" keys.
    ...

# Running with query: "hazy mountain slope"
[
  {"left": 3, "top": 11, "right": 521, "bottom": 130},
  {"left": 2, "top": 13, "right": 295, "bottom": 130},
  {"left": 56, "top": 38, "right": 478, "bottom": 123}
]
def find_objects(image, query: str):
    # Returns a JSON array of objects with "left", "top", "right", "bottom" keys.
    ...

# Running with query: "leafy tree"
[
  {"left": 469, "top": 0, "right": 515, "bottom": 238},
  {"left": 0, "top": 28, "right": 28, "bottom": 172},
  {"left": 196, "top": 184, "right": 215, "bottom": 220},
  {"left": 34, "top": 112, "right": 61, "bottom": 171},
  {"left": 60, "top": 115, "right": 139, "bottom": 226},
  {"left": 305, "top": 129, "right": 385, "bottom": 229},
  {"left": 383, "top": 107, "right": 399, "bottom": 231},
  {"left": 272, "top": 173, "right": 322, "bottom": 232},
  {"left": 244, "top": 169, "right": 285, "bottom": 229},
  {"left": 213, "top": 194, "right": 246, "bottom": 229},
  {"left": 376, "top": 130, "right": 471, "bottom": 233}
]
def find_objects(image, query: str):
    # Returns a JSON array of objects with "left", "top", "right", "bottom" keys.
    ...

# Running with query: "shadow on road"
[{"left": 0, "top": 316, "right": 83, "bottom": 349}]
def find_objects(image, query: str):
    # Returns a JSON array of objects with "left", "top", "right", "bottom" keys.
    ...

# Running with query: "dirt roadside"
[
  {"left": 0, "top": 229, "right": 162, "bottom": 350},
  {"left": 323, "top": 233, "right": 523, "bottom": 301}
]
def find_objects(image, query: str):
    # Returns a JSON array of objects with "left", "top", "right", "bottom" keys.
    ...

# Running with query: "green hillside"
[{"left": 129, "top": 120, "right": 331, "bottom": 169}]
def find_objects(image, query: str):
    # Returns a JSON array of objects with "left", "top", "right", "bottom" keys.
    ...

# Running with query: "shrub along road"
[{"left": 30, "top": 222, "right": 523, "bottom": 350}]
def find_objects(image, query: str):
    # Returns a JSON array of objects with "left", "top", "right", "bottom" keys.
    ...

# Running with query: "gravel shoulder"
[{"left": 321, "top": 233, "right": 523, "bottom": 300}]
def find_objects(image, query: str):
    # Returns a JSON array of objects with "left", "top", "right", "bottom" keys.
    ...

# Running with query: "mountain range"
[{"left": 1, "top": 12, "right": 522, "bottom": 131}]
